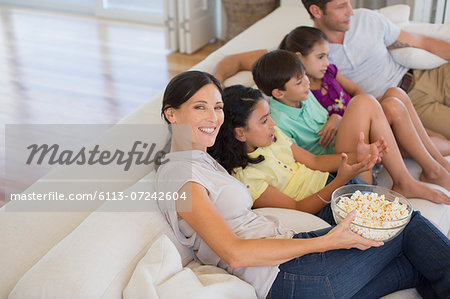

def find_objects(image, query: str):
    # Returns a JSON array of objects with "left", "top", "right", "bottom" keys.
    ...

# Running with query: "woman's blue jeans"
[{"left": 267, "top": 211, "right": 450, "bottom": 299}]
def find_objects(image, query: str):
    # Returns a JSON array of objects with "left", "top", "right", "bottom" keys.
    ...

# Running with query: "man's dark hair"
[
  {"left": 252, "top": 50, "right": 305, "bottom": 98},
  {"left": 301, "top": 0, "right": 333, "bottom": 18}
]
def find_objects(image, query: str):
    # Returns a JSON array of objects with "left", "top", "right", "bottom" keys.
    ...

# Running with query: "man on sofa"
[{"left": 212, "top": 0, "right": 450, "bottom": 138}]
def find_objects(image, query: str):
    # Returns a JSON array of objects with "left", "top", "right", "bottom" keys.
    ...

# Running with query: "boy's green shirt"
[{"left": 269, "top": 92, "right": 335, "bottom": 155}]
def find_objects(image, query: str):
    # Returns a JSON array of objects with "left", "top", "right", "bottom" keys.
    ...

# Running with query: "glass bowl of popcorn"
[{"left": 331, "top": 184, "right": 413, "bottom": 242}]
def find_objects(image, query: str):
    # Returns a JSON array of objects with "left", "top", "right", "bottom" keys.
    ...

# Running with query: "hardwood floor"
[{"left": 0, "top": 6, "right": 225, "bottom": 206}]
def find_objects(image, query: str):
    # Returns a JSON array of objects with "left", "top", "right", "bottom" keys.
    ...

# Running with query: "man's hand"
[{"left": 318, "top": 114, "right": 342, "bottom": 148}]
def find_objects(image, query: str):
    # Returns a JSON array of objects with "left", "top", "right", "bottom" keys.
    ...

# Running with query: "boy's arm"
[
  {"left": 388, "top": 30, "right": 450, "bottom": 60},
  {"left": 210, "top": 49, "right": 268, "bottom": 86},
  {"left": 335, "top": 72, "right": 365, "bottom": 97}
]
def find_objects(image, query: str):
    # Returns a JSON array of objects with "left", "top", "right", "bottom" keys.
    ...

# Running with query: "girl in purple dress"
[{"left": 279, "top": 26, "right": 450, "bottom": 183}]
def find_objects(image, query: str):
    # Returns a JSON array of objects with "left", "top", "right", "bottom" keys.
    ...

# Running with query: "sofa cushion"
[
  {"left": 0, "top": 210, "right": 95, "bottom": 298},
  {"left": 124, "top": 234, "right": 257, "bottom": 299},
  {"left": 8, "top": 171, "right": 194, "bottom": 299}
]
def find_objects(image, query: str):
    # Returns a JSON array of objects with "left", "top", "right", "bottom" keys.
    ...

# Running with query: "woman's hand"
[
  {"left": 325, "top": 210, "right": 384, "bottom": 250},
  {"left": 318, "top": 114, "right": 342, "bottom": 148},
  {"left": 356, "top": 132, "right": 388, "bottom": 164}
]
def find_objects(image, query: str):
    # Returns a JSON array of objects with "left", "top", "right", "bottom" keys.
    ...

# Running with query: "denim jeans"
[
  {"left": 315, "top": 173, "right": 368, "bottom": 225},
  {"left": 267, "top": 211, "right": 450, "bottom": 299}
]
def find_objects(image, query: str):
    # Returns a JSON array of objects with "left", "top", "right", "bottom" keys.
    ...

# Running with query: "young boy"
[{"left": 252, "top": 49, "right": 334, "bottom": 156}]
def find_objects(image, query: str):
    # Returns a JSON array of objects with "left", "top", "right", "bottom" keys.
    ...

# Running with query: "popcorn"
[{"left": 333, "top": 190, "right": 411, "bottom": 241}]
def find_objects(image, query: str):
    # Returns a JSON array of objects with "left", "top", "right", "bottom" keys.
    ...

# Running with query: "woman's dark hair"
[
  {"left": 208, "top": 85, "right": 265, "bottom": 174},
  {"left": 252, "top": 50, "right": 305, "bottom": 98},
  {"left": 279, "top": 26, "right": 329, "bottom": 56},
  {"left": 161, "top": 70, "right": 222, "bottom": 124}
]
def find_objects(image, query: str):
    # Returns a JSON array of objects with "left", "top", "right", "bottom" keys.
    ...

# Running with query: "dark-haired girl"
[
  {"left": 208, "top": 85, "right": 386, "bottom": 221},
  {"left": 156, "top": 70, "right": 450, "bottom": 299}
]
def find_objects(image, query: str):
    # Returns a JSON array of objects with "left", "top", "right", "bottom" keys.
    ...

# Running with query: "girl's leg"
[
  {"left": 380, "top": 96, "right": 450, "bottom": 190},
  {"left": 380, "top": 87, "right": 450, "bottom": 171},
  {"left": 334, "top": 94, "right": 449, "bottom": 204}
]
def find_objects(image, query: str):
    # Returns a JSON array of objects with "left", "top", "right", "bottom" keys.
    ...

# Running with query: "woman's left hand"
[{"left": 318, "top": 114, "right": 342, "bottom": 148}]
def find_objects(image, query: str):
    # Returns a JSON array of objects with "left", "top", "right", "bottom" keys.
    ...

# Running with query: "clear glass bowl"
[{"left": 331, "top": 184, "right": 413, "bottom": 242}]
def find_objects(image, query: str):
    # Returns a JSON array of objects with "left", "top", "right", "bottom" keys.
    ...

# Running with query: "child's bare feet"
[
  {"left": 392, "top": 180, "right": 450, "bottom": 205},
  {"left": 419, "top": 167, "right": 450, "bottom": 191}
]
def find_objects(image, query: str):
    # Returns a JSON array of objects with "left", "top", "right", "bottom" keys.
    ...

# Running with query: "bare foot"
[
  {"left": 419, "top": 167, "right": 450, "bottom": 191},
  {"left": 392, "top": 181, "right": 450, "bottom": 205}
]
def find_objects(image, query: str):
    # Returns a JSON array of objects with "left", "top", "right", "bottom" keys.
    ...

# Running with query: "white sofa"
[{"left": 2, "top": 2, "right": 449, "bottom": 299}]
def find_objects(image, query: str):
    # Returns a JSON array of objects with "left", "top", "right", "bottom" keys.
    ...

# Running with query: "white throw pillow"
[
  {"left": 124, "top": 234, "right": 257, "bottom": 299},
  {"left": 390, "top": 48, "right": 448, "bottom": 70}
]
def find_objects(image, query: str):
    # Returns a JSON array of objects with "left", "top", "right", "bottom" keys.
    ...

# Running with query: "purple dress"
[{"left": 311, "top": 64, "right": 352, "bottom": 117}]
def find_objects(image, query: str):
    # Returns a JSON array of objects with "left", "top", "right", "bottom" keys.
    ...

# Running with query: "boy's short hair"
[
  {"left": 252, "top": 49, "right": 305, "bottom": 98},
  {"left": 302, "top": 0, "right": 333, "bottom": 18}
]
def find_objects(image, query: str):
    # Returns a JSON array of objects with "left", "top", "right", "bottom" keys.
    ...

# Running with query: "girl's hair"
[
  {"left": 161, "top": 70, "right": 222, "bottom": 124},
  {"left": 208, "top": 85, "right": 265, "bottom": 174},
  {"left": 278, "top": 26, "right": 329, "bottom": 56}
]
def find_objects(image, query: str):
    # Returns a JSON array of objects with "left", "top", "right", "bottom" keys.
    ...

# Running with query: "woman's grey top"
[{"left": 156, "top": 150, "right": 295, "bottom": 299}]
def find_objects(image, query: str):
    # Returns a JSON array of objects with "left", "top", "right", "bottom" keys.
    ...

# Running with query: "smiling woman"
[{"left": 161, "top": 71, "right": 224, "bottom": 152}]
